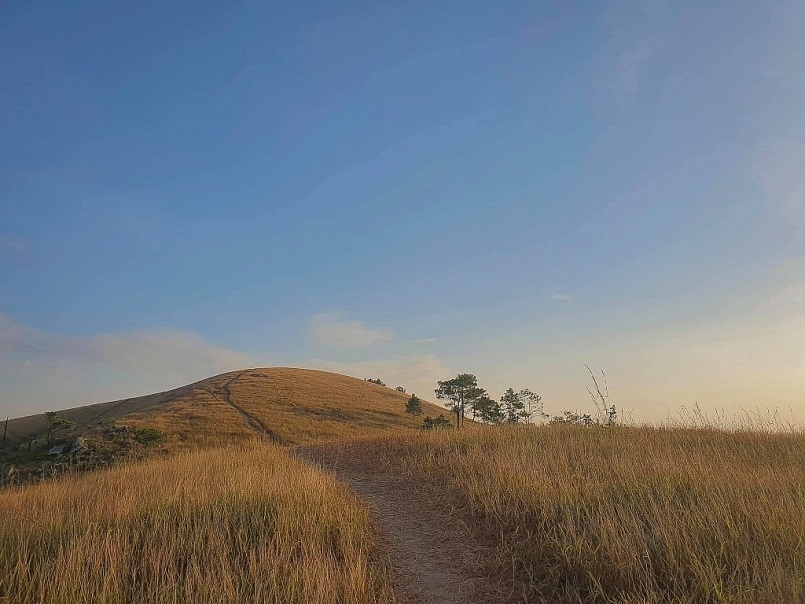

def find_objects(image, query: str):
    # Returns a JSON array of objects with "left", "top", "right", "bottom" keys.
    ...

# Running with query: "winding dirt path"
[
  {"left": 299, "top": 445, "right": 501, "bottom": 604},
  {"left": 206, "top": 371, "right": 279, "bottom": 442}
]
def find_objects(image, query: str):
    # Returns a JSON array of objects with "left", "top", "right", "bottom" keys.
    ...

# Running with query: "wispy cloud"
[
  {"left": 602, "top": 0, "right": 672, "bottom": 119},
  {"left": 308, "top": 312, "right": 392, "bottom": 348},
  {"left": 553, "top": 294, "right": 573, "bottom": 301},
  {"left": 0, "top": 315, "right": 255, "bottom": 417},
  {"left": 612, "top": 44, "right": 658, "bottom": 118}
]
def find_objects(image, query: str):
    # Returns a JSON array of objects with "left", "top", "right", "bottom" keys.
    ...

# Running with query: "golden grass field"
[
  {"left": 2, "top": 369, "right": 804, "bottom": 603},
  {"left": 3, "top": 368, "right": 445, "bottom": 451},
  {"left": 123, "top": 368, "right": 445, "bottom": 449},
  {"left": 349, "top": 425, "right": 805, "bottom": 603},
  {"left": 0, "top": 442, "right": 395, "bottom": 604}
]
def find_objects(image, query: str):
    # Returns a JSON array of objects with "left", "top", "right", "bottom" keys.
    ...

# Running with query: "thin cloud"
[
  {"left": 553, "top": 294, "right": 573, "bottom": 301},
  {"left": 613, "top": 45, "right": 657, "bottom": 117},
  {"left": 0, "top": 315, "right": 255, "bottom": 417},
  {"left": 308, "top": 312, "right": 392, "bottom": 348}
]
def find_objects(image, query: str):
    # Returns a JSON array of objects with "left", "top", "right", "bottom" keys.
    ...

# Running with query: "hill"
[{"left": 2, "top": 368, "right": 446, "bottom": 450}]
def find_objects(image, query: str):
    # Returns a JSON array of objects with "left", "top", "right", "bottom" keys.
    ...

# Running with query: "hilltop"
[{"left": 2, "top": 368, "right": 445, "bottom": 450}]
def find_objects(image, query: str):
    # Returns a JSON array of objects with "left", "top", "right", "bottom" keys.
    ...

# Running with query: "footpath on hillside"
[{"left": 297, "top": 445, "right": 503, "bottom": 604}]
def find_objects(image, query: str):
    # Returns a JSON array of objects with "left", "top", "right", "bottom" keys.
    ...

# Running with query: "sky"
[{"left": 1, "top": 1, "right": 803, "bottom": 423}]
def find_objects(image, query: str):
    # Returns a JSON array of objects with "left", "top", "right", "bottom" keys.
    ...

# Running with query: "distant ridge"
[{"left": 3, "top": 368, "right": 445, "bottom": 449}]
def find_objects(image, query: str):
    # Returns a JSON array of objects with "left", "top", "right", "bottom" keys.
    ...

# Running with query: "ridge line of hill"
[{"left": 1, "top": 368, "right": 446, "bottom": 454}]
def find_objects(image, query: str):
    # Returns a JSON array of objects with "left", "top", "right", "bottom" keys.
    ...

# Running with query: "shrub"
[
  {"left": 422, "top": 414, "right": 451, "bottom": 430},
  {"left": 135, "top": 427, "right": 167, "bottom": 447}
]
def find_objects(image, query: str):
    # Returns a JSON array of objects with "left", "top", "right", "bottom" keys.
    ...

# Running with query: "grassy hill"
[
  {"left": 2, "top": 368, "right": 445, "bottom": 451},
  {"left": 2, "top": 372, "right": 804, "bottom": 602}
]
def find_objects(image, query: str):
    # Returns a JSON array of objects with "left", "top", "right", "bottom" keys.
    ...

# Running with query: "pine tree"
[
  {"left": 405, "top": 394, "right": 423, "bottom": 416},
  {"left": 500, "top": 388, "right": 526, "bottom": 424},
  {"left": 435, "top": 373, "right": 486, "bottom": 428},
  {"left": 519, "top": 389, "right": 546, "bottom": 423},
  {"left": 473, "top": 394, "right": 504, "bottom": 424}
]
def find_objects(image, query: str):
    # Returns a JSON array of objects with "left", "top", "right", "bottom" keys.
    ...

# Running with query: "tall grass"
[
  {"left": 356, "top": 425, "right": 805, "bottom": 603},
  {"left": 0, "top": 443, "right": 395, "bottom": 604}
]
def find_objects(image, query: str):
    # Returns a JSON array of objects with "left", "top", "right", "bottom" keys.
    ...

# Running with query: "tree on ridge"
[
  {"left": 500, "top": 388, "right": 526, "bottom": 424},
  {"left": 435, "top": 374, "right": 485, "bottom": 429},
  {"left": 473, "top": 394, "right": 504, "bottom": 424}
]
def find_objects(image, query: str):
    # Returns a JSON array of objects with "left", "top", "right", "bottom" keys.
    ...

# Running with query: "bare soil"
[{"left": 299, "top": 445, "right": 504, "bottom": 604}]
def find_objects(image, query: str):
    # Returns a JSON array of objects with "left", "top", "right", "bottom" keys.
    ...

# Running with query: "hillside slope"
[{"left": 3, "top": 368, "right": 446, "bottom": 449}]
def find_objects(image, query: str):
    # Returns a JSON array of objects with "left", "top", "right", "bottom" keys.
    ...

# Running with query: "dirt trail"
[
  {"left": 299, "top": 446, "right": 501, "bottom": 604},
  {"left": 206, "top": 371, "right": 279, "bottom": 442}
]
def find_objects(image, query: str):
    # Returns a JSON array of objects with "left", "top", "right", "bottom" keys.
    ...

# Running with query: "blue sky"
[{"left": 2, "top": 1, "right": 803, "bottom": 421}]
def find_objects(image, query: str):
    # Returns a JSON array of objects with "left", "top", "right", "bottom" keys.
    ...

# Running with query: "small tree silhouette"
[
  {"left": 405, "top": 394, "right": 423, "bottom": 416},
  {"left": 519, "top": 388, "right": 547, "bottom": 424},
  {"left": 45, "top": 411, "right": 76, "bottom": 445},
  {"left": 473, "top": 394, "right": 504, "bottom": 424}
]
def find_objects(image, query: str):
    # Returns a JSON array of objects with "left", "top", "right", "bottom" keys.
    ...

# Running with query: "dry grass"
[
  {"left": 122, "top": 385, "right": 258, "bottom": 450},
  {"left": 202, "top": 368, "right": 442, "bottom": 445},
  {"left": 0, "top": 442, "right": 396, "bottom": 604},
  {"left": 353, "top": 425, "right": 805, "bottom": 603},
  {"left": 9, "top": 368, "right": 801, "bottom": 602},
  {"left": 2, "top": 368, "right": 443, "bottom": 452},
  {"left": 122, "top": 369, "right": 444, "bottom": 450}
]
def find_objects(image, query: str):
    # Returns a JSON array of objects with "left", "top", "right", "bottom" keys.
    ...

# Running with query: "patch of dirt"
[{"left": 299, "top": 446, "right": 504, "bottom": 604}]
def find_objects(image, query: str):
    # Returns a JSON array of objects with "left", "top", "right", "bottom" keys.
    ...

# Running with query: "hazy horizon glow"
[{"left": 1, "top": 2, "right": 803, "bottom": 422}]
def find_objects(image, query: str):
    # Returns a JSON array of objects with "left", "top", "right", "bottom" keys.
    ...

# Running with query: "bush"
[
  {"left": 549, "top": 410, "right": 597, "bottom": 426},
  {"left": 549, "top": 405, "right": 617, "bottom": 427},
  {"left": 135, "top": 427, "right": 167, "bottom": 447},
  {"left": 422, "top": 415, "right": 451, "bottom": 430}
]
